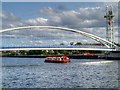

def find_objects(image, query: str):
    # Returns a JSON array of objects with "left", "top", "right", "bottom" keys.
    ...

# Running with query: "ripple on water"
[{"left": 2, "top": 58, "right": 119, "bottom": 88}]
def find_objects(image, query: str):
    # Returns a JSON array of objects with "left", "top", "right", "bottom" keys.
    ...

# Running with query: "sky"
[
  {"left": 2, "top": 2, "right": 102, "bottom": 19},
  {"left": 0, "top": 2, "right": 119, "bottom": 46}
]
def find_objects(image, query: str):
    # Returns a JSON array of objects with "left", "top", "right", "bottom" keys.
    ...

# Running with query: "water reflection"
[{"left": 81, "top": 61, "right": 114, "bottom": 65}]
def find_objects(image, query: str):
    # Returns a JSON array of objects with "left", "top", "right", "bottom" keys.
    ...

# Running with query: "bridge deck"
[{"left": 0, "top": 46, "right": 114, "bottom": 51}]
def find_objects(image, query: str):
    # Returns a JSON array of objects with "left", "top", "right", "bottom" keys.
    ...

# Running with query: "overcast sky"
[{"left": 1, "top": 2, "right": 119, "bottom": 46}]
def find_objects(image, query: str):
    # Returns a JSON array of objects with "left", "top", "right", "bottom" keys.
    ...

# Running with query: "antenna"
[{"left": 104, "top": 5, "right": 114, "bottom": 48}]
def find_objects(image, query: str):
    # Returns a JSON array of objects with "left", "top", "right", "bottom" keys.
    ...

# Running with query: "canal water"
[{"left": 2, "top": 57, "right": 119, "bottom": 88}]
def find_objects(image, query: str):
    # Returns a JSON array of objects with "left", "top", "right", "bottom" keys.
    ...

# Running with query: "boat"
[
  {"left": 44, "top": 56, "right": 71, "bottom": 63},
  {"left": 83, "top": 52, "right": 95, "bottom": 56}
]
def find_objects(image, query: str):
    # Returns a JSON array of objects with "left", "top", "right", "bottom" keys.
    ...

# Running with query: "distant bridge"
[{"left": 0, "top": 26, "right": 118, "bottom": 51}]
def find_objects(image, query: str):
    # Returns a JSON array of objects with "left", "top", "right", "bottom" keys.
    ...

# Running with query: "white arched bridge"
[{"left": 0, "top": 26, "right": 118, "bottom": 51}]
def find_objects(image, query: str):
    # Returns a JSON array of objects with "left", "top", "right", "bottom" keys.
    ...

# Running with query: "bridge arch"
[{"left": 0, "top": 26, "right": 117, "bottom": 49}]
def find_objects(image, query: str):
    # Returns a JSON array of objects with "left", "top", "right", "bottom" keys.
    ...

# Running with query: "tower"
[{"left": 104, "top": 5, "right": 114, "bottom": 48}]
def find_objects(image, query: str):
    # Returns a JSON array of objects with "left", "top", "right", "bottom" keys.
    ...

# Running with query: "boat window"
[
  {"left": 47, "top": 58, "right": 52, "bottom": 60},
  {"left": 57, "top": 58, "right": 59, "bottom": 60},
  {"left": 52, "top": 58, "right": 56, "bottom": 60},
  {"left": 56, "top": 57, "right": 61, "bottom": 60},
  {"left": 59, "top": 58, "right": 61, "bottom": 60}
]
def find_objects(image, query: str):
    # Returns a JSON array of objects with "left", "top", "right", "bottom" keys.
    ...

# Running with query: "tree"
[
  {"left": 47, "top": 50, "right": 54, "bottom": 55},
  {"left": 75, "top": 42, "right": 82, "bottom": 45},
  {"left": 19, "top": 50, "right": 26, "bottom": 55},
  {"left": 60, "top": 43, "right": 65, "bottom": 45},
  {"left": 70, "top": 42, "right": 74, "bottom": 45}
]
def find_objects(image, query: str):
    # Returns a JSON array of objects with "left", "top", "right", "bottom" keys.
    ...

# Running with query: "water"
[{"left": 2, "top": 57, "right": 119, "bottom": 88}]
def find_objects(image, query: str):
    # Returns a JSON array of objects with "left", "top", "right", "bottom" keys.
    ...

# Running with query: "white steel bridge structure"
[{"left": 0, "top": 26, "right": 118, "bottom": 51}]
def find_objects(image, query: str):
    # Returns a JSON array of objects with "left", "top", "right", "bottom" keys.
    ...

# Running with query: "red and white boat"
[
  {"left": 44, "top": 56, "right": 71, "bottom": 63},
  {"left": 83, "top": 52, "right": 95, "bottom": 56}
]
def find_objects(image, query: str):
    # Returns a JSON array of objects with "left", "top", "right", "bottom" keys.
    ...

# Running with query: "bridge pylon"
[{"left": 104, "top": 5, "right": 115, "bottom": 48}]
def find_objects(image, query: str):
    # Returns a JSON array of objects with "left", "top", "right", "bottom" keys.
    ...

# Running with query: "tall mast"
[{"left": 104, "top": 5, "right": 114, "bottom": 48}]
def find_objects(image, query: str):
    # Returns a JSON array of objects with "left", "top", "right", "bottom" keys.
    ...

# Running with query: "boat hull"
[{"left": 44, "top": 60, "right": 70, "bottom": 63}]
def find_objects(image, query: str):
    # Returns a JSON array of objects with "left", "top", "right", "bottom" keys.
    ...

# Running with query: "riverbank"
[
  {"left": 1, "top": 55, "right": 98, "bottom": 59},
  {"left": 1, "top": 55, "right": 120, "bottom": 60}
]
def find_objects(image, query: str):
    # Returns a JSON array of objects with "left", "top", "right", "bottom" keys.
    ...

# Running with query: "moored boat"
[{"left": 44, "top": 56, "right": 71, "bottom": 63}]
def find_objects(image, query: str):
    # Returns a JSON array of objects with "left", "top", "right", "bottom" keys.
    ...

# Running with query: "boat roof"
[{"left": 46, "top": 56, "right": 68, "bottom": 58}]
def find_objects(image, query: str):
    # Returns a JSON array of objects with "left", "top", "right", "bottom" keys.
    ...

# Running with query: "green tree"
[
  {"left": 19, "top": 50, "right": 27, "bottom": 55},
  {"left": 47, "top": 50, "right": 54, "bottom": 55},
  {"left": 70, "top": 42, "right": 74, "bottom": 45},
  {"left": 60, "top": 43, "right": 65, "bottom": 45},
  {"left": 75, "top": 42, "right": 82, "bottom": 45}
]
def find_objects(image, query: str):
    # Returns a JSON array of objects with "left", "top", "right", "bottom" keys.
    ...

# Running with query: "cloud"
[
  {"left": 39, "top": 4, "right": 118, "bottom": 28},
  {"left": 1, "top": 12, "right": 20, "bottom": 21},
  {"left": 40, "top": 7, "right": 58, "bottom": 16},
  {"left": 1, "top": 2, "right": 119, "bottom": 45},
  {"left": 25, "top": 17, "right": 48, "bottom": 25},
  {"left": 2, "top": 3, "right": 118, "bottom": 29},
  {"left": 1, "top": 12, "right": 25, "bottom": 29}
]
